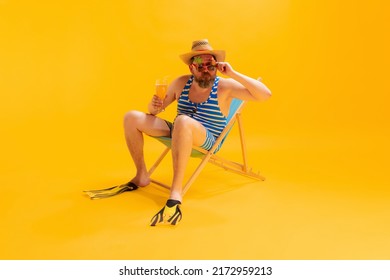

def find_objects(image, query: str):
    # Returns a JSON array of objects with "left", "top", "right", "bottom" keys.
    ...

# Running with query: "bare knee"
[
  {"left": 172, "top": 115, "right": 192, "bottom": 133},
  {"left": 123, "top": 110, "right": 145, "bottom": 129},
  {"left": 172, "top": 115, "right": 207, "bottom": 146},
  {"left": 172, "top": 115, "right": 199, "bottom": 140}
]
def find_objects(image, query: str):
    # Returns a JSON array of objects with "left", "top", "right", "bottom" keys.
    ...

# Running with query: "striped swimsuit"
[{"left": 176, "top": 75, "right": 227, "bottom": 151}]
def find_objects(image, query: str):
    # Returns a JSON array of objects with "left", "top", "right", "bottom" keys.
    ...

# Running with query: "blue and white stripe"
[
  {"left": 176, "top": 76, "right": 227, "bottom": 151},
  {"left": 177, "top": 76, "right": 227, "bottom": 139}
]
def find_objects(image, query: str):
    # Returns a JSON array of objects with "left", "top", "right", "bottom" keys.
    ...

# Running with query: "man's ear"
[{"left": 189, "top": 64, "right": 195, "bottom": 74}]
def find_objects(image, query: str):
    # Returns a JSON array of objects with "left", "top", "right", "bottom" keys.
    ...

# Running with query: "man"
[{"left": 91, "top": 39, "right": 271, "bottom": 226}]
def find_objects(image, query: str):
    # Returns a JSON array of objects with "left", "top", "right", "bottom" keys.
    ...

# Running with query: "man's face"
[{"left": 190, "top": 54, "right": 217, "bottom": 88}]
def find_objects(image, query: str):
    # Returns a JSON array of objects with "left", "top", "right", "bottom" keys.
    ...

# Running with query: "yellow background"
[{"left": 1, "top": 0, "right": 389, "bottom": 259}]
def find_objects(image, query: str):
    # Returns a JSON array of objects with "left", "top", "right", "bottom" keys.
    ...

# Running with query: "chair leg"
[
  {"left": 148, "top": 147, "right": 170, "bottom": 176},
  {"left": 236, "top": 113, "right": 249, "bottom": 172},
  {"left": 182, "top": 152, "right": 214, "bottom": 195},
  {"left": 149, "top": 147, "right": 172, "bottom": 190}
]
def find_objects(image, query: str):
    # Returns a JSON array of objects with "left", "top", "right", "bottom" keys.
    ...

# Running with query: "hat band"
[{"left": 192, "top": 41, "right": 211, "bottom": 50}]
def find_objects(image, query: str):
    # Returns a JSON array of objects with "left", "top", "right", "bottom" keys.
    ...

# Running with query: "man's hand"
[
  {"left": 216, "top": 62, "right": 234, "bottom": 76},
  {"left": 149, "top": 95, "right": 165, "bottom": 115}
]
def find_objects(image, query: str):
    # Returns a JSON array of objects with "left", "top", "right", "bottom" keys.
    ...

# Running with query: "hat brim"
[{"left": 179, "top": 50, "right": 225, "bottom": 65}]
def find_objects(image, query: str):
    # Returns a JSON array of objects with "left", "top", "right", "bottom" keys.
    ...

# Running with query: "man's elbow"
[
  {"left": 256, "top": 89, "right": 272, "bottom": 102},
  {"left": 255, "top": 78, "right": 271, "bottom": 101},
  {"left": 264, "top": 88, "right": 272, "bottom": 99}
]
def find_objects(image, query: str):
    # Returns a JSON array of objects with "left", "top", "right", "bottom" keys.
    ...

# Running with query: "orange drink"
[{"left": 155, "top": 83, "right": 168, "bottom": 99}]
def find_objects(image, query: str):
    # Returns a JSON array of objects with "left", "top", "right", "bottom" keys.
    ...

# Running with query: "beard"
[{"left": 194, "top": 73, "right": 216, "bottom": 88}]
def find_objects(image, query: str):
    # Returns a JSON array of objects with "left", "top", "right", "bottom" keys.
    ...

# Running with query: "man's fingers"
[
  {"left": 152, "top": 95, "right": 163, "bottom": 109},
  {"left": 217, "top": 63, "right": 225, "bottom": 72}
]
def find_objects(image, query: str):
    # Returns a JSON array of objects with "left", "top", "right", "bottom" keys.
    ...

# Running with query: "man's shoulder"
[
  {"left": 218, "top": 76, "right": 235, "bottom": 85},
  {"left": 175, "top": 75, "right": 192, "bottom": 83},
  {"left": 170, "top": 75, "right": 191, "bottom": 99},
  {"left": 217, "top": 77, "right": 237, "bottom": 91},
  {"left": 171, "top": 75, "right": 192, "bottom": 88}
]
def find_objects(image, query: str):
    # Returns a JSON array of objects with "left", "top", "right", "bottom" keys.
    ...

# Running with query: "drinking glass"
[{"left": 155, "top": 78, "right": 168, "bottom": 99}]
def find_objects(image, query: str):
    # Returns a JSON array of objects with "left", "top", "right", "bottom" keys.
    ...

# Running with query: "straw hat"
[{"left": 179, "top": 39, "right": 225, "bottom": 65}]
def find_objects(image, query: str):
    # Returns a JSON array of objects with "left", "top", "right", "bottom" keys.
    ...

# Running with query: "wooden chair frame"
[{"left": 148, "top": 99, "right": 265, "bottom": 196}]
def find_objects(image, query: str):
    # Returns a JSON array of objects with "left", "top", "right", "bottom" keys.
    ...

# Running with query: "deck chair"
[{"left": 148, "top": 98, "right": 265, "bottom": 196}]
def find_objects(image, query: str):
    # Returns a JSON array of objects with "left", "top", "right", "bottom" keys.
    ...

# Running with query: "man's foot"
[
  {"left": 130, "top": 174, "right": 150, "bottom": 188},
  {"left": 150, "top": 199, "right": 182, "bottom": 226}
]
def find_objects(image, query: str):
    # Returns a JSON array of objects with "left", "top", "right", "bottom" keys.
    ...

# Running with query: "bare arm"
[
  {"left": 217, "top": 62, "right": 272, "bottom": 101},
  {"left": 147, "top": 76, "right": 188, "bottom": 115},
  {"left": 148, "top": 80, "right": 177, "bottom": 115}
]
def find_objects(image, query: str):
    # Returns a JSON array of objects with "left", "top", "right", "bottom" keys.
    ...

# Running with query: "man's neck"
[
  {"left": 189, "top": 80, "right": 212, "bottom": 103},
  {"left": 193, "top": 82, "right": 212, "bottom": 93}
]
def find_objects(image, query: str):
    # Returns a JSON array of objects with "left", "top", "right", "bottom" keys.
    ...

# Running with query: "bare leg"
[
  {"left": 169, "top": 115, "right": 207, "bottom": 201},
  {"left": 123, "top": 110, "right": 170, "bottom": 187},
  {"left": 150, "top": 115, "right": 207, "bottom": 226}
]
